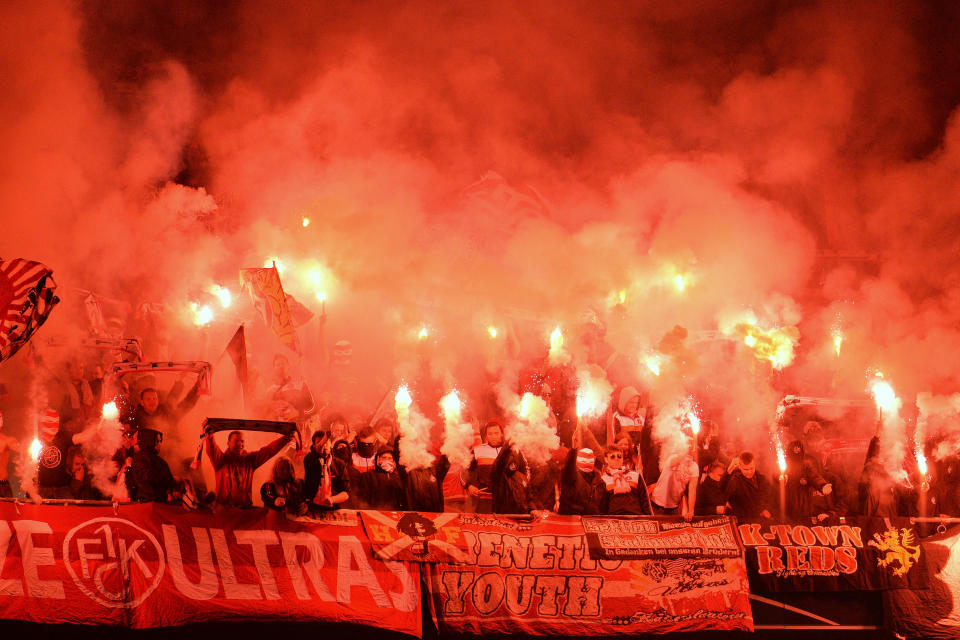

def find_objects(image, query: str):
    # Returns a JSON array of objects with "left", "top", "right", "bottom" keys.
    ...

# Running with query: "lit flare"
[
  {"left": 440, "top": 390, "right": 462, "bottom": 421},
  {"left": 29, "top": 438, "right": 42, "bottom": 462},
  {"left": 210, "top": 284, "right": 232, "bottom": 308},
  {"left": 735, "top": 322, "right": 799, "bottom": 369},
  {"left": 191, "top": 302, "right": 214, "bottom": 326},
  {"left": 102, "top": 401, "right": 119, "bottom": 421}
]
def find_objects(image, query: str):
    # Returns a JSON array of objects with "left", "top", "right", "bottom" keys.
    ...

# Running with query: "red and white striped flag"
[{"left": 0, "top": 257, "right": 58, "bottom": 364}]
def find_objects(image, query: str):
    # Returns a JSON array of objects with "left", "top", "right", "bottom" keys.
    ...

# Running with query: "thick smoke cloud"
[{"left": 3, "top": 0, "right": 960, "bottom": 495}]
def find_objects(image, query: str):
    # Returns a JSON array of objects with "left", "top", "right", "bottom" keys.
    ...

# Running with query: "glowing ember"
[
  {"left": 210, "top": 284, "right": 232, "bottom": 308},
  {"left": 395, "top": 385, "right": 412, "bottom": 411},
  {"left": 869, "top": 377, "right": 899, "bottom": 415},
  {"left": 548, "top": 326, "right": 569, "bottom": 365},
  {"left": 644, "top": 353, "right": 662, "bottom": 376},
  {"left": 440, "top": 390, "right": 461, "bottom": 419},
  {"left": 776, "top": 440, "right": 787, "bottom": 473},
  {"left": 735, "top": 322, "right": 799, "bottom": 369},
  {"left": 487, "top": 326, "right": 498, "bottom": 338},
  {"left": 519, "top": 392, "right": 534, "bottom": 418},
  {"left": 301, "top": 217, "right": 310, "bottom": 228},
  {"left": 674, "top": 274, "right": 686, "bottom": 292},
  {"left": 102, "top": 401, "right": 119, "bottom": 420},
  {"left": 417, "top": 326, "right": 429, "bottom": 340},
  {"left": 315, "top": 291, "right": 327, "bottom": 302},
  {"left": 618, "top": 289, "right": 627, "bottom": 305},
  {"left": 29, "top": 438, "right": 42, "bottom": 462},
  {"left": 306, "top": 268, "right": 324, "bottom": 288},
  {"left": 832, "top": 332, "right": 843, "bottom": 357},
  {"left": 917, "top": 447, "right": 928, "bottom": 476},
  {"left": 191, "top": 302, "right": 214, "bottom": 326}
]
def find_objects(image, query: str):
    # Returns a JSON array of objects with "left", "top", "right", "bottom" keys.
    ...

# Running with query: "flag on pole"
[
  {"left": 0, "top": 257, "right": 59, "bottom": 365},
  {"left": 223, "top": 325, "right": 250, "bottom": 406},
  {"left": 239, "top": 264, "right": 300, "bottom": 353}
]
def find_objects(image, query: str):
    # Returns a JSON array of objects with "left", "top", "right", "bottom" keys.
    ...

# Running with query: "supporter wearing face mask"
[
  {"left": 359, "top": 448, "right": 406, "bottom": 511},
  {"left": 348, "top": 426, "right": 380, "bottom": 508}
]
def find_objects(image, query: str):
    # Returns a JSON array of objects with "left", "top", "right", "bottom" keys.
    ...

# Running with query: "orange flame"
[
  {"left": 190, "top": 302, "right": 214, "bottom": 326},
  {"left": 735, "top": 322, "right": 799, "bottom": 369},
  {"left": 29, "top": 438, "right": 42, "bottom": 462}
]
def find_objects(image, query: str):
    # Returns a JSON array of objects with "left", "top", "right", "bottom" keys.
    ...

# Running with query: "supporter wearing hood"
[
  {"left": 491, "top": 444, "right": 530, "bottom": 514},
  {"left": 129, "top": 428, "right": 180, "bottom": 503},
  {"left": 785, "top": 439, "right": 831, "bottom": 520},
  {"left": 361, "top": 448, "right": 406, "bottom": 510}
]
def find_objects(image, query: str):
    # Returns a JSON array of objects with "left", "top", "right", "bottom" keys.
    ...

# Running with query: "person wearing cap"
[
  {"left": 601, "top": 445, "right": 650, "bottom": 515},
  {"left": 559, "top": 447, "right": 606, "bottom": 515},
  {"left": 303, "top": 428, "right": 350, "bottom": 510},
  {"left": 466, "top": 420, "right": 504, "bottom": 513},
  {"left": 784, "top": 439, "right": 832, "bottom": 520},
  {"left": 359, "top": 448, "right": 406, "bottom": 510},
  {"left": 129, "top": 429, "right": 182, "bottom": 503},
  {"left": 650, "top": 452, "right": 699, "bottom": 520},
  {"left": 0, "top": 411, "right": 20, "bottom": 498},
  {"left": 205, "top": 429, "right": 293, "bottom": 507}
]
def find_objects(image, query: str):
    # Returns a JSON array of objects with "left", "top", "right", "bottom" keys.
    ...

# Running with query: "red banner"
[
  {"left": 0, "top": 503, "right": 421, "bottom": 633},
  {"left": 361, "top": 511, "right": 469, "bottom": 563},
  {"left": 425, "top": 513, "right": 753, "bottom": 635}
]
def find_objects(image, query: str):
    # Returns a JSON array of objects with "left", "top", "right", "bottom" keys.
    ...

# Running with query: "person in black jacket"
[
  {"left": 784, "top": 439, "right": 832, "bottom": 519},
  {"left": 129, "top": 429, "right": 180, "bottom": 503},
  {"left": 400, "top": 449, "right": 450, "bottom": 513},
  {"left": 723, "top": 452, "right": 773, "bottom": 520},
  {"left": 260, "top": 457, "right": 308, "bottom": 515},
  {"left": 695, "top": 461, "right": 727, "bottom": 516},
  {"left": 303, "top": 429, "right": 350, "bottom": 511},
  {"left": 491, "top": 444, "right": 530, "bottom": 514},
  {"left": 559, "top": 448, "right": 606, "bottom": 515},
  {"left": 361, "top": 448, "right": 406, "bottom": 510}
]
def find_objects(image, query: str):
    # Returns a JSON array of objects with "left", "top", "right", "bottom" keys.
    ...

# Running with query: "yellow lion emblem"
[{"left": 868, "top": 527, "right": 920, "bottom": 577}]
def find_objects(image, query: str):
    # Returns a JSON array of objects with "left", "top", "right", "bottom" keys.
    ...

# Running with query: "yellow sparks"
[
  {"left": 644, "top": 354, "right": 661, "bottom": 377},
  {"left": 316, "top": 291, "right": 327, "bottom": 302},
  {"left": 487, "top": 326, "right": 498, "bottom": 339},
  {"left": 674, "top": 274, "right": 686, "bottom": 292},
  {"left": 301, "top": 217, "right": 311, "bottom": 228},
  {"left": 30, "top": 438, "right": 42, "bottom": 461},
  {"left": 418, "top": 326, "right": 429, "bottom": 341},
  {"left": 618, "top": 289, "right": 627, "bottom": 305},
  {"left": 736, "top": 323, "right": 799, "bottom": 370}
]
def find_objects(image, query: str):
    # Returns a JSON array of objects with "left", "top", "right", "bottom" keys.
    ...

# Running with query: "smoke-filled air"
[{"left": 3, "top": 0, "right": 960, "bottom": 506}]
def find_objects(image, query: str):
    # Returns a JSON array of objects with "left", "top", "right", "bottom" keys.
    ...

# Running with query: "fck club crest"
[{"left": 62, "top": 517, "right": 165, "bottom": 608}]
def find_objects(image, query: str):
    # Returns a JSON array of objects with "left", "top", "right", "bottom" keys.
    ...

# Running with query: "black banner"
[
  {"left": 740, "top": 517, "right": 928, "bottom": 592},
  {"left": 582, "top": 516, "right": 742, "bottom": 560}
]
